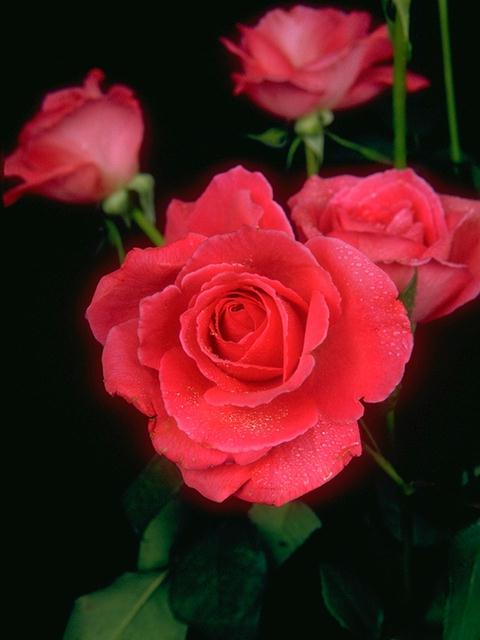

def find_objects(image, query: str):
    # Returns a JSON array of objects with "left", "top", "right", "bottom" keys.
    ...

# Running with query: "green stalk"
[
  {"left": 392, "top": 7, "right": 409, "bottom": 168},
  {"left": 305, "top": 144, "right": 320, "bottom": 176},
  {"left": 359, "top": 420, "right": 414, "bottom": 496},
  {"left": 131, "top": 208, "right": 164, "bottom": 246},
  {"left": 438, "top": 0, "right": 462, "bottom": 164},
  {"left": 104, "top": 218, "right": 125, "bottom": 264},
  {"left": 363, "top": 443, "right": 414, "bottom": 496}
]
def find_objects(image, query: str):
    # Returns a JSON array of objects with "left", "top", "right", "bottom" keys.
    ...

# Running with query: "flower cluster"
[{"left": 4, "top": 6, "right": 479, "bottom": 508}]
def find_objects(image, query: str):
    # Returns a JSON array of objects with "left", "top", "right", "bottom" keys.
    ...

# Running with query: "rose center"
[{"left": 217, "top": 294, "right": 266, "bottom": 343}]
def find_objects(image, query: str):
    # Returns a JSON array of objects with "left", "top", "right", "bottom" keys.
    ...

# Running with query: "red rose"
[
  {"left": 222, "top": 6, "right": 428, "bottom": 120},
  {"left": 4, "top": 69, "right": 143, "bottom": 206},
  {"left": 290, "top": 169, "right": 480, "bottom": 323},
  {"left": 87, "top": 176, "right": 412, "bottom": 505},
  {"left": 165, "top": 165, "right": 294, "bottom": 243}
]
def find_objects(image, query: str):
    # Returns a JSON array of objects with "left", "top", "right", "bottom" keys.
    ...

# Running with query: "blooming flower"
[
  {"left": 87, "top": 172, "right": 412, "bottom": 505},
  {"left": 223, "top": 5, "right": 428, "bottom": 120},
  {"left": 290, "top": 168, "right": 480, "bottom": 322}
]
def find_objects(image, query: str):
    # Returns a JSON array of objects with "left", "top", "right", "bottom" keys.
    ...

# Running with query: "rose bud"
[
  {"left": 290, "top": 168, "right": 480, "bottom": 323},
  {"left": 222, "top": 6, "right": 428, "bottom": 120},
  {"left": 3, "top": 69, "right": 143, "bottom": 206},
  {"left": 87, "top": 172, "right": 412, "bottom": 506}
]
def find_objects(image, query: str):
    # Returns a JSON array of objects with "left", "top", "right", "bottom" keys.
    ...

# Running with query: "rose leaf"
[
  {"left": 247, "top": 127, "right": 289, "bottom": 148},
  {"left": 123, "top": 455, "right": 183, "bottom": 536},
  {"left": 248, "top": 501, "right": 322, "bottom": 565},
  {"left": 444, "top": 522, "right": 480, "bottom": 640},
  {"left": 137, "top": 498, "right": 187, "bottom": 572},
  {"left": 169, "top": 519, "right": 267, "bottom": 640},
  {"left": 63, "top": 571, "right": 187, "bottom": 640},
  {"left": 319, "top": 563, "right": 384, "bottom": 639}
]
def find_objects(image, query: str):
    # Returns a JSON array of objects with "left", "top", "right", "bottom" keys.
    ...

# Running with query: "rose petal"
[
  {"left": 165, "top": 166, "right": 293, "bottom": 243},
  {"left": 178, "top": 227, "right": 340, "bottom": 311},
  {"left": 383, "top": 258, "right": 479, "bottom": 323},
  {"left": 138, "top": 285, "right": 185, "bottom": 370},
  {"left": 289, "top": 174, "right": 361, "bottom": 239},
  {"left": 328, "top": 229, "right": 425, "bottom": 261},
  {"left": 102, "top": 319, "right": 162, "bottom": 417},
  {"left": 3, "top": 159, "right": 102, "bottom": 206},
  {"left": 306, "top": 236, "right": 412, "bottom": 418},
  {"left": 160, "top": 346, "right": 319, "bottom": 451},
  {"left": 337, "top": 65, "right": 429, "bottom": 109},
  {"left": 87, "top": 235, "right": 205, "bottom": 344},
  {"left": 182, "top": 418, "right": 361, "bottom": 505},
  {"left": 149, "top": 416, "right": 229, "bottom": 469}
]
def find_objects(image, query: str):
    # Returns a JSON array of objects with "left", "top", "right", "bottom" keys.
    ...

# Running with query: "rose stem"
[
  {"left": 131, "top": 208, "right": 164, "bottom": 246},
  {"left": 401, "top": 494, "right": 413, "bottom": 616},
  {"left": 438, "top": 0, "right": 462, "bottom": 165},
  {"left": 359, "top": 419, "right": 414, "bottom": 496},
  {"left": 304, "top": 144, "right": 320, "bottom": 176},
  {"left": 104, "top": 218, "right": 126, "bottom": 264},
  {"left": 392, "top": 2, "right": 410, "bottom": 168}
]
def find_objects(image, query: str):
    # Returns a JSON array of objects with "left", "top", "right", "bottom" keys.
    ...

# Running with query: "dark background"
[{"left": 3, "top": 2, "right": 478, "bottom": 637}]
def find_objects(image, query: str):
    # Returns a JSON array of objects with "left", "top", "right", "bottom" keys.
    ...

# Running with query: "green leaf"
[
  {"left": 325, "top": 131, "right": 392, "bottom": 165},
  {"left": 247, "top": 127, "right": 288, "bottom": 148},
  {"left": 123, "top": 456, "right": 183, "bottom": 535},
  {"left": 444, "top": 522, "right": 480, "bottom": 640},
  {"left": 398, "top": 268, "right": 418, "bottom": 325},
  {"left": 169, "top": 520, "right": 267, "bottom": 640},
  {"left": 248, "top": 501, "right": 321, "bottom": 565},
  {"left": 63, "top": 571, "right": 187, "bottom": 640},
  {"left": 286, "top": 136, "right": 302, "bottom": 168},
  {"left": 138, "top": 499, "right": 186, "bottom": 572},
  {"left": 319, "top": 563, "right": 384, "bottom": 639},
  {"left": 375, "top": 479, "right": 445, "bottom": 547}
]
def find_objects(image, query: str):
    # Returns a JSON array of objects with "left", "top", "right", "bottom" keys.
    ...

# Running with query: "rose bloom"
[
  {"left": 4, "top": 69, "right": 143, "bottom": 206},
  {"left": 87, "top": 170, "right": 412, "bottom": 506},
  {"left": 290, "top": 168, "right": 480, "bottom": 323},
  {"left": 222, "top": 6, "right": 428, "bottom": 120}
]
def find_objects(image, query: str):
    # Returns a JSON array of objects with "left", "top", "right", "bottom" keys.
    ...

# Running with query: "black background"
[{"left": 3, "top": 2, "right": 478, "bottom": 637}]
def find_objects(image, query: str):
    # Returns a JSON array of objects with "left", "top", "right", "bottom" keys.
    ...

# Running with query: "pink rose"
[
  {"left": 4, "top": 69, "right": 143, "bottom": 206},
  {"left": 222, "top": 6, "right": 428, "bottom": 120},
  {"left": 290, "top": 168, "right": 480, "bottom": 323},
  {"left": 165, "top": 165, "right": 294, "bottom": 243},
  {"left": 87, "top": 174, "right": 412, "bottom": 506}
]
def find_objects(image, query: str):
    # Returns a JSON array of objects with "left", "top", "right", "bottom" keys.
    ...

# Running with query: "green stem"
[
  {"left": 359, "top": 418, "right": 381, "bottom": 452},
  {"left": 438, "top": 0, "right": 462, "bottom": 164},
  {"left": 392, "top": 7, "right": 409, "bottom": 168},
  {"left": 386, "top": 408, "right": 396, "bottom": 441},
  {"left": 131, "top": 208, "right": 164, "bottom": 246},
  {"left": 401, "top": 497, "right": 413, "bottom": 611},
  {"left": 104, "top": 218, "right": 125, "bottom": 264},
  {"left": 305, "top": 143, "right": 320, "bottom": 176},
  {"left": 363, "top": 443, "right": 414, "bottom": 496}
]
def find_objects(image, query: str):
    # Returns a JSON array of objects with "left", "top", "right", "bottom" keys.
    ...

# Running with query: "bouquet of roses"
[{"left": 5, "top": 2, "right": 478, "bottom": 639}]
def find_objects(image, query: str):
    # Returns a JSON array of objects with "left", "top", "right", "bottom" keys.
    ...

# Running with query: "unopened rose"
[
  {"left": 290, "top": 168, "right": 480, "bottom": 322},
  {"left": 223, "top": 6, "right": 428, "bottom": 120},
  {"left": 165, "top": 165, "right": 294, "bottom": 243},
  {"left": 87, "top": 174, "right": 412, "bottom": 506},
  {"left": 4, "top": 69, "right": 143, "bottom": 206}
]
